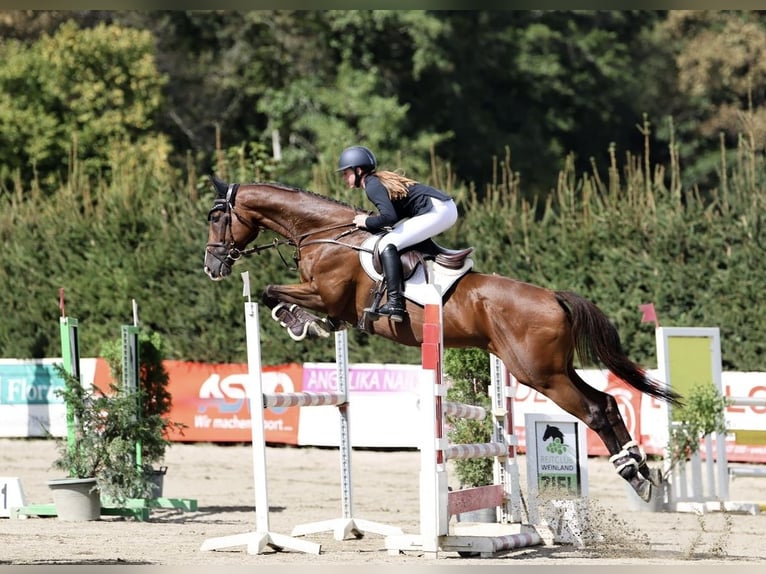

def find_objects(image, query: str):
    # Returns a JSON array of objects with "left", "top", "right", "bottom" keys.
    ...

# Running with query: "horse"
[{"left": 203, "top": 176, "right": 682, "bottom": 502}]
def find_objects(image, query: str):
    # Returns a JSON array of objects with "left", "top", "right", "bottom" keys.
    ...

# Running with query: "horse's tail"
[{"left": 555, "top": 290, "right": 683, "bottom": 406}]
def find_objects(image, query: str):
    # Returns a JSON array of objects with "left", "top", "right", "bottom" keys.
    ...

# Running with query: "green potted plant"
[
  {"left": 624, "top": 382, "right": 730, "bottom": 512},
  {"left": 49, "top": 329, "right": 182, "bottom": 520},
  {"left": 443, "top": 347, "right": 495, "bottom": 522},
  {"left": 49, "top": 364, "right": 162, "bottom": 519},
  {"left": 98, "top": 330, "right": 184, "bottom": 498}
]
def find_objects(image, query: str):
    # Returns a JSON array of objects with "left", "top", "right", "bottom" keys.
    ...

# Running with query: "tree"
[
  {"left": 393, "top": 11, "right": 672, "bottom": 194},
  {"left": 656, "top": 11, "right": 766, "bottom": 190},
  {"left": 0, "top": 20, "right": 168, "bottom": 188}
]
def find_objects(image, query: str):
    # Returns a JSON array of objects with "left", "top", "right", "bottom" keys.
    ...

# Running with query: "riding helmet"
[{"left": 337, "top": 145, "right": 377, "bottom": 172}]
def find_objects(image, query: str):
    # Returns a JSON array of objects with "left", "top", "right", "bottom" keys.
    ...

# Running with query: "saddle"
[{"left": 369, "top": 237, "right": 474, "bottom": 281}]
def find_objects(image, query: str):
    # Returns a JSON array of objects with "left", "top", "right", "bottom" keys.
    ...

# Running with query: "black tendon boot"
[{"left": 376, "top": 245, "right": 407, "bottom": 322}]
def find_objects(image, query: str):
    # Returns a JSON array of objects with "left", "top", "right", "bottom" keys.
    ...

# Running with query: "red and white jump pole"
[
  {"left": 385, "top": 288, "right": 542, "bottom": 558},
  {"left": 200, "top": 273, "right": 402, "bottom": 556}
]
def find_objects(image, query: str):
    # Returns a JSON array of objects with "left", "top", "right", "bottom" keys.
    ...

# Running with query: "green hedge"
[{"left": 1, "top": 133, "right": 764, "bottom": 372}]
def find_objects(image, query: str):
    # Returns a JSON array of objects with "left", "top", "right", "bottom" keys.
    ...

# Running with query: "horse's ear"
[{"left": 208, "top": 174, "right": 229, "bottom": 198}]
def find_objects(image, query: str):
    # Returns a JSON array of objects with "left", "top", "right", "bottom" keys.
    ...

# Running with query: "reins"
[
  {"left": 207, "top": 182, "right": 374, "bottom": 272},
  {"left": 211, "top": 208, "right": 370, "bottom": 272},
  {"left": 297, "top": 224, "right": 372, "bottom": 252},
  {"left": 264, "top": 222, "right": 373, "bottom": 269}
]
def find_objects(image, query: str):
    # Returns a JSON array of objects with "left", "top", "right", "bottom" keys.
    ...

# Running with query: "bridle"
[
  {"left": 205, "top": 184, "right": 266, "bottom": 270},
  {"left": 206, "top": 183, "right": 367, "bottom": 272}
]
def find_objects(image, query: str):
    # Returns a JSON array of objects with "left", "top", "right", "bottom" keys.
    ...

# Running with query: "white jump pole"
[
  {"left": 201, "top": 272, "right": 402, "bottom": 556},
  {"left": 490, "top": 353, "right": 523, "bottom": 524}
]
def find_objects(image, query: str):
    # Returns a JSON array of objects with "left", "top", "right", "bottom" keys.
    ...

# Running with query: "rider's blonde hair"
[{"left": 374, "top": 170, "right": 417, "bottom": 201}]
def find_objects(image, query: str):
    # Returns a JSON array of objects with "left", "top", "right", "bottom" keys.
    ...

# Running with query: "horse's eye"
[{"left": 207, "top": 210, "right": 223, "bottom": 223}]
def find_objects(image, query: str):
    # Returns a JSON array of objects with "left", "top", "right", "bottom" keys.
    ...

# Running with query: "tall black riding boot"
[{"left": 377, "top": 244, "right": 407, "bottom": 322}]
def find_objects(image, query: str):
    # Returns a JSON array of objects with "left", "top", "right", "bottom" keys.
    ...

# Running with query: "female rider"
[{"left": 338, "top": 145, "right": 458, "bottom": 322}]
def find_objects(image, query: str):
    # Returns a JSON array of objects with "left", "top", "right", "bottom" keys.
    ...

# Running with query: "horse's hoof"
[
  {"left": 321, "top": 316, "right": 346, "bottom": 331},
  {"left": 633, "top": 479, "right": 652, "bottom": 502},
  {"left": 307, "top": 321, "right": 332, "bottom": 339}
]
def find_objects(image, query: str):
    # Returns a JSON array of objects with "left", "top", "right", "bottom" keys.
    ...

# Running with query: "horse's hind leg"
[
  {"left": 535, "top": 370, "right": 657, "bottom": 502},
  {"left": 592, "top": 390, "right": 660, "bottom": 501}
]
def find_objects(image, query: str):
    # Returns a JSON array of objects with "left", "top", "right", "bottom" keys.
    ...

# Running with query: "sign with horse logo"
[{"left": 524, "top": 413, "right": 589, "bottom": 526}]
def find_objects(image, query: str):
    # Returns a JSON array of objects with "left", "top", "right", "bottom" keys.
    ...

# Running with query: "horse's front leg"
[{"left": 263, "top": 283, "right": 344, "bottom": 341}]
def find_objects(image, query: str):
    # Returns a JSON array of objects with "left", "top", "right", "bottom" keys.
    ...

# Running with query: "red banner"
[
  {"left": 94, "top": 359, "right": 303, "bottom": 444},
  {"left": 87, "top": 357, "right": 766, "bottom": 462},
  {"left": 163, "top": 360, "right": 303, "bottom": 444}
]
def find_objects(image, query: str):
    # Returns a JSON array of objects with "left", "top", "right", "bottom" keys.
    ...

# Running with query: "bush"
[
  {"left": 443, "top": 347, "right": 494, "bottom": 487},
  {"left": 52, "top": 328, "right": 184, "bottom": 503},
  {"left": 665, "top": 383, "right": 729, "bottom": 477},
  {"left": 99, "top": 329, "right": 184, "bottom": 466},
  {"left": 52, "top": 365, "right": 163, "bottom": 503}
]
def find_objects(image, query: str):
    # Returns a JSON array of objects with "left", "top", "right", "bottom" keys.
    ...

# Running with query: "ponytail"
[{"left": 375, "top": 170, "right": 417, "bottom": 200}]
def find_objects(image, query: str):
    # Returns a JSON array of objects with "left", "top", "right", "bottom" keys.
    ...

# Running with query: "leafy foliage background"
[{"left": 1, "top": 11, "right": 764, "bottom": 372}]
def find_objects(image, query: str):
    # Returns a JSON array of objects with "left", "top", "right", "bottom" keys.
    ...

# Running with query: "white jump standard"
[
  {"left": 654, "top": 326, "right": 766, "bottom": 515},
  {"left": 200, "top": 272, "right": 401, "bottom": 556},
  {"left": 385, "top": 293, "right": 542, "bottom": 558}
]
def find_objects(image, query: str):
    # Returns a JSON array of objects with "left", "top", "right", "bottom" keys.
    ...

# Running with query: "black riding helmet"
[{"left": 337, "top": 145, "right": 377, "bottom": 188}]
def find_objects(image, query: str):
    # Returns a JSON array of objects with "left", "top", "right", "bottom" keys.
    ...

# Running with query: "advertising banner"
[
  {"left": 0, "top": 358, "right": 100, "bottom": 438},
  {"left": 297, "top": 362, "right": 421, "bottom": 447},
  {"left": 3, "top": 356, "right": 764, "bottom": 462},
  {"left": 524, "top": 414, "right": 588, "bottom": 497},
  {"left": 155, "top": 361, "right": 304, "bottom": 444},
  {"left": 511, "top": 369, "right": 766, "bottom": 462}
]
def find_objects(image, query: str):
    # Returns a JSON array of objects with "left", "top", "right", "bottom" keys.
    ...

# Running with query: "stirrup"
[
  {"left": 386, "top": 312, "right": 406, "bottom": 323},
  {"left": 363, "top": 282, "right": 386, "bottom": 321},
  {"left": 377, "top": 304, "right": 407, "bottom": 323},
  {"left": 363, "top": 303, "right": 381, "bottom": 319}
]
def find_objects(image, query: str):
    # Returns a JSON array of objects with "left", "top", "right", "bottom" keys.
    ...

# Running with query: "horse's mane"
[{"left": 250, "top": 181, "right": 359, "bottom": 211}]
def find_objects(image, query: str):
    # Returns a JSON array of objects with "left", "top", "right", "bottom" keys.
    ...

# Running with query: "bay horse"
[{"left": 203, "top": 176, "right": 681, "bottom": 502}]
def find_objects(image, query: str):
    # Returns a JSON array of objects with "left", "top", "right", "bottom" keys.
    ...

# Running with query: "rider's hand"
[{"left": 354, "top": 214, "right": 368, "bottom": 228}]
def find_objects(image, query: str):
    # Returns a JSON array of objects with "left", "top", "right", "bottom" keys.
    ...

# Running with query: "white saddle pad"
[{"left": 358, "top": 235, "right": 473, "bottom": 306}]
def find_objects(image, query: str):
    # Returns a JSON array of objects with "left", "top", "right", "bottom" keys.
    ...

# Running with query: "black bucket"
[{"left": 146, "top": 466, "right": 168, "bottom": 498}]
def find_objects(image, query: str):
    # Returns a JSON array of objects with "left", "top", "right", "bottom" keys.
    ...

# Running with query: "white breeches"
[{"left": 378, "top": 198, "right": 458, "bottom": 251}]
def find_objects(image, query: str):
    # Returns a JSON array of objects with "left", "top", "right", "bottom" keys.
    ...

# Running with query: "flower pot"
[
  {"left": 47, "top": 477, "right": 101, "bottom": 521},
  {"left": 146, "top": 466, "right": 167, "bottom": 498}
]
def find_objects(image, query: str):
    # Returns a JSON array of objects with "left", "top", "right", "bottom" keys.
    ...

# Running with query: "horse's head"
[{"left": 203, "top": 176, "right": 260, "bottom": 281}]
